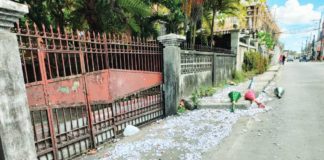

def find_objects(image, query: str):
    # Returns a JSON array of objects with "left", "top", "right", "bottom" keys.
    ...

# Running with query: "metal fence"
[
  {"left": 180, "top": 41, "right": 233, "bottom": 54},
  {"left": 180, "top": 51, "right": 213, "bottom": 75},
  {"left": 14, "top": 22, "right": 164, "bottom": 160}
]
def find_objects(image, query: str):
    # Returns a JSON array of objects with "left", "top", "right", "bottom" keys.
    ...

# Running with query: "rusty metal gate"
[{"left": 14, "top": 22, "right": 164, "bottom": 160}]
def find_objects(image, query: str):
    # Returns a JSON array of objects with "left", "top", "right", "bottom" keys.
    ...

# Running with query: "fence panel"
[{"left": 14, "top": 22, "right": 164, "bottom": 160}]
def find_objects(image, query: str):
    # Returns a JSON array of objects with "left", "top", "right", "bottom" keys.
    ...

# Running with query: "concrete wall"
[
  {"left": 0, "top": 1, "right": 37, "bottom": 159},
  {"left": 180, "top": 70, "right": 213, "bottom": 97},
  {"left": 214, "top": 54, "right": 236, "bottom": 85},
  {"left": 179, "top": 50, "right": 236, "bottom": 98}
]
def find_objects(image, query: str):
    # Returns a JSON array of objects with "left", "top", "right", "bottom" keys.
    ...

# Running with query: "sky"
[{"left": 267, "top": 0, "right": 324, "bottom": 52}]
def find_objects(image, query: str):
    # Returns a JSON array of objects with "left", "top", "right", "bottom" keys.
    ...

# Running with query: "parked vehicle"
[
  {"left": 287, "top": 56, "right": 294, "bottom": 62},
  {"left": 299, "top": 55, "right": 308, "bottom": 62}
]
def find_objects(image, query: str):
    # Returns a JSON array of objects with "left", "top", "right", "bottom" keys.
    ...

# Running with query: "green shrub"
[
  {"left": 191, "top": 89, "right": 200, "bottom": 106},
  {"left": 242, "top": 50, "right": 269, "bottom": 74},
  {"left": 232, "top": 71, "right": 246, "bottom": 83}
]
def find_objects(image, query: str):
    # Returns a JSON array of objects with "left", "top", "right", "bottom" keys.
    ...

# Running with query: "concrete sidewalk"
[{"left": 199, "top": 65, "right": 281, "bottom": 110}]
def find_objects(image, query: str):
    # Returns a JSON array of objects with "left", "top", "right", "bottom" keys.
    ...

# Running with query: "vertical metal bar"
[
  {"left": 113, "top": 34, "right": 118, "bottom": 69},
  {"left": 144, "top": 38, "right": 148, "bottom": 71},
  {"left": 69, "top": 107, "right": 77, "bottom": 155},
  {"left": 21, "top": 49, "right": 29, "bottom": 83},
  {"left": 116, "top": 35, "right": 120, "bottom": 69},
  {"left": 122, "top": 34, "right": 126, "bottom": 69},
  {"left": 111, "top": 102, "right": 116, "bottom": 138},
  {"left": 93, "top": 32, "right": 99, "bottom": 71},
  {"left": 98, "top": 33, "right": 104, "bottom": 69},
  {"left": 62, "top": 108, "right": 68, "bottom": 139},
  {"left": 134, "top": 37, "right": 138, "bottom": 70},
  {"left": 108, "top": 34, "right": 113, "bottom": 69},
  {"left": 149, "top": 41, "right": 153, "bottom": 71},
  {"left": 137, "top": 37, "right": 141, "bottom": 70},
  {"left": 71, "top": 31, "right": 79, "bottom": 75},
  {"left": 77, "top": 30, "right": 85, "bottom": 74},
  {"left": 31, "top": 111, "right": 38, "bottom": 151},
  {"left": 141, "top": 38, "right": 144, "bottom": 71},
  {"left": 75, "top": 107, "right": 82, "bottom": 153},
  {"left": 48, "top": 108, "right": 58, "bottom": 160},
  {"left": 57, "top": 27, "right": 66, "bottom": 77},
  {"left": 40, "top": 110, "right": 46, "bottom": 145},
  {"left": 103, "top": 33, "right": 109, "bottom": 69}
]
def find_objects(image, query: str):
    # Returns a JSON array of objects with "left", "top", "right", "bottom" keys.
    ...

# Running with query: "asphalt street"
[{"left": 203, "top": 62, "right": 324, "bottom": 160}]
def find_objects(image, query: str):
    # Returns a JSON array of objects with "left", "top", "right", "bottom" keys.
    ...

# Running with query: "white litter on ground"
[
  {"left": 123, "top": 125, "right": 140, "bottom": 136},
  {"left": 101, "top": 82, "right": 276, "bottom": 160}
]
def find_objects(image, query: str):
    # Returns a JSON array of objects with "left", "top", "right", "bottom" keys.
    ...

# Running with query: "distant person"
[
  {"left": 279, "top": 55, "right": 283, "bottom": 65},
  {"left": 282, "top": 55, "right": 286, "bottom": 65}
]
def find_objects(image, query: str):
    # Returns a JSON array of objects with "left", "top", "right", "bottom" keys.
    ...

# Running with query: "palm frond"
[{"left": 117, "top": 0, "right": 151, "bottom": 17}]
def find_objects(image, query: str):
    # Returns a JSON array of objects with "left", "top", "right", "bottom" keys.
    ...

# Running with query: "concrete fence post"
[
  {"left": 231, "top": 29, "right": 241, "bottom": 71},
  {"left": 0, "top": 1, "right": 37, "bottom": 160},
  {"left": 158, "top": 34, "right": 185, "bottom": 116}
]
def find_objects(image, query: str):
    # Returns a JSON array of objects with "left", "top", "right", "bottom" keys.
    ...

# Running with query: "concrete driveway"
[{"left": 203, "top": 62, "right": 324, "bottom": 160}]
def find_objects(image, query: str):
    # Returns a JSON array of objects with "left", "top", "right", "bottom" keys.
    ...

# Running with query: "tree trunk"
[
  {"left": 192, "top": 22, "right": 197, "bottom": 49},
  {"left": 210, "top": 9, "right": 216, "bottom": 47}
]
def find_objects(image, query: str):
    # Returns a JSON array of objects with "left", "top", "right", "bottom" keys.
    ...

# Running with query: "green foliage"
[
  {"left": 18, "top": 0, "right": 158, "bottom": 36},
  {"left": 177, "top": 105, "right": 186, "bottom": 114},
  {"left": 191, "top": 89, "right": 201, "bottom": 107},
  {"left": 203, "top": 0, "right": 242, "bottom": 46},
  {"left": 232, "top": 71, "right": 246, "bottom": 83},
  {"left": 193, "top": 86, "right": 216, "bottom": 99},
  {"left": 258, "top": 31, "right": 276, "bottom": 50},
  {"left": 242, "top": 50, "right": 269, "bottom": 74}
]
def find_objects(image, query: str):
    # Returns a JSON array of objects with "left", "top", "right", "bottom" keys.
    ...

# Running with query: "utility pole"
[
  {"left": 306, "top": 39, "right": 309, "bottom": 56},
  {"left": 312, "top": 34, "right": 316, "bottom": 60}
]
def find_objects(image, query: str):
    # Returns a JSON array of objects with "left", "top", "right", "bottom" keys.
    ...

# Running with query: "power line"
[{"left": 274, "top": 28, "right": 319, "bottom": 35}]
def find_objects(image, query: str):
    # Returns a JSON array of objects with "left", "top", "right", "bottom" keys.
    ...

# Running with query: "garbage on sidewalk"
[
  {"left": 123, "top": 125, "right": 140, "bottom": 136},
  {"left": 244, "top": 90, "right": 266, "bottom": 109},
  {"left": 228, "top": 91, "right": 242, "bottom": 112},
  {"left": 274, "top": 87, "right": 285, "bottom": 98}
]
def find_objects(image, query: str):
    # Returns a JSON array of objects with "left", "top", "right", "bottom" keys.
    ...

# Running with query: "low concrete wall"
[
  {"left": 179, "top": 50, "right": 236, "bottom": 98},
  {"left": 180, "top": 71, "right": 213, "bottom": 97},
  {"left": 214, "top": 53, "right": 236, "bottom": 86}
]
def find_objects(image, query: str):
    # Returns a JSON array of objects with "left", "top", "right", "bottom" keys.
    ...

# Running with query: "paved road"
[{"left": 203, "top": 62, "right": 324, "bottom": 160}]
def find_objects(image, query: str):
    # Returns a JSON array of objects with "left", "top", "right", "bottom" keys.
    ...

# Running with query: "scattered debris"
[
  {"left": 101, "top": 107, "right": 270, "bottom": 160},
  {"left": 228, "top": 91, "right": 242, "bottom": 112},
  {"left": 97, "top": 75, "right": 278, "bottom": 160},
  {"left": 274, "top": 87, "right": 285, "bottom": 98},
  {"left": 87, "top": 149, "right": 97, "bottom": 155},
  {"left": 227, "top": 80, "right": 237, "bottom": 86},
  {"left": 245, "top": 90, "right": 266, "bottom": 108},
  {"left": 123, "top": 125, "right": 140, "bottom": 136}
]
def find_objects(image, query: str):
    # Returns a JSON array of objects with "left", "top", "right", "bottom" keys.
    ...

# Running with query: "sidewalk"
[
  {"left": 78, "top": 65, "right": 281, "bottom": 160},
  {"left": 199, "top": 65, "right": 281, "bottom": 109}
]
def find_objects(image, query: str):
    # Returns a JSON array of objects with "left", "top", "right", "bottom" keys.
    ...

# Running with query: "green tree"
[
  {"left": 182, "top": 0, "right": 204, "bottom": 48},
  {"left": 258, "top": 31, "right": 275, "bottom": 50},
  {"left": 204, "top": 0, "right": 242, "bottom": 47}
]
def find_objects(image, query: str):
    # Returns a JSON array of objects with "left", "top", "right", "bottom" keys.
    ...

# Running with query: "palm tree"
[
  {"left": 204, "top": 0, "right": 242, "bottom": 47},
  {"left": 182, "top": 0, "right": 204, "bottom": 48},
  {"left": 80, "top": 0, "right": 151, "bottom": 33}
]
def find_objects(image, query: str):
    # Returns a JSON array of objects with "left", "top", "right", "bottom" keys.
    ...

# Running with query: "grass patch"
[{"left": 232, "top": 70, "right": 257, "bottom": 84}]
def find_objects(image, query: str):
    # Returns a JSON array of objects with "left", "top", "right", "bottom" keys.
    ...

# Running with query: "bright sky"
[{"left": 267, "top": 0, "right": 324, "bottom": 52}]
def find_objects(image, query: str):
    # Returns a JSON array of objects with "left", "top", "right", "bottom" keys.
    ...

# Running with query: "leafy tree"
[
  {"left": 258, "top": 31, "right": 275, "bottom": 50},
  {"left": 70, "top": 0, "right": 152, "bottom": 33},
  {"left": 204, "top": 0, "right": 241, "bottom": 47},
  {"left": 182, "top": 0, "right": 204, "bottom": 48}
]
